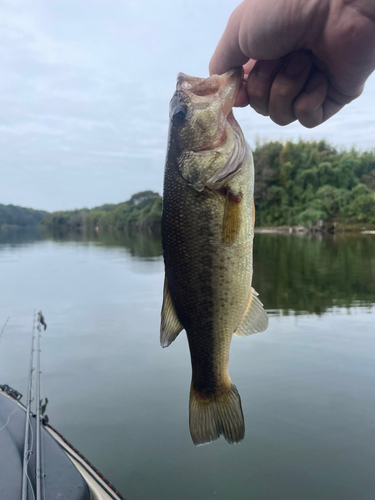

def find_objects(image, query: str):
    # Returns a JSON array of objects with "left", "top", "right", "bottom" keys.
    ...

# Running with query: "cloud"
[{"left": 0, "top": 0, "right": 374, "bottom": 211}]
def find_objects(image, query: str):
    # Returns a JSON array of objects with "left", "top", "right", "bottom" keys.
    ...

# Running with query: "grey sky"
[{"left": 0, "top": 0, "right": 374, "bottom": 212}]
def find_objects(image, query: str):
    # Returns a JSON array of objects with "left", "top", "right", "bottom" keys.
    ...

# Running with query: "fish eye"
[{"left": 172, "top": 104, "right": 188, "bottom": 126}]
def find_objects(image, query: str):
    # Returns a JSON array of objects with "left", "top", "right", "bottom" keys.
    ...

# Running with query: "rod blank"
[{"left": 21, "top": 311, "right": 36, "bottom": 500}]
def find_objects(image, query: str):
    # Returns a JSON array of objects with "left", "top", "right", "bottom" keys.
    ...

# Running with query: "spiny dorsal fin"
[
  {"left": 234, "top": 287, "right": 269, "bottom": 337},
  {"left": 160, "top": 275, "right": 183, "bottom": 348}
]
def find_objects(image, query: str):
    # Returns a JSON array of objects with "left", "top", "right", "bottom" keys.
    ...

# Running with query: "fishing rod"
[
  {"left": 0, "top": 316, "right": 10, "bottom": 343},
  {"left": 35, "top": 311, "right": 46, "bottom": 500},
  {"left": 21, "top": 310, "right": 47, "bottom": 500},
  {"left": 21, "top": 311, "right": 36, "bottom": 500}
]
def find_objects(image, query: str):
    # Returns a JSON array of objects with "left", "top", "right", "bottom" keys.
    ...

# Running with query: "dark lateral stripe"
[{"left": 162, "top": 173, "right": 220, "bottom": 398}]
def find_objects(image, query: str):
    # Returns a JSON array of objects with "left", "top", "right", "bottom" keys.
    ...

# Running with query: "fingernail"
[{"left": 285, "top": 52, "right": 309, "bottom": 77}]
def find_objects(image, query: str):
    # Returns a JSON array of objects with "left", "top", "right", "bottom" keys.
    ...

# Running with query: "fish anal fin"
[
  {"left": 234, "top": 287, "right": 269, "bottom": 337},
  {"left": 160, "top": 275, "right": 183, "bottom": 348},
  {"left": 189, "top": 384, "right": 244, "bottom": 446}
]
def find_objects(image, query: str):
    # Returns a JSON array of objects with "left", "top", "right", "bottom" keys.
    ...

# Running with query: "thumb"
[{"left": 209, "top": 0, "right": 326, "bottom": 75}]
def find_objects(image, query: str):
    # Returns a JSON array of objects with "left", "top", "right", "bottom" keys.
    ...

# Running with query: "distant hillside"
[
  {"left": 0, "top": 204, "right": 47, "bottom": 228},
  {"left": 41, "top": 191, "right": 162, "bottom": 234}
]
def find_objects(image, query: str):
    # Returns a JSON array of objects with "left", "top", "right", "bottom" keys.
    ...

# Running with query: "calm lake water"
[{"left": 1, "top": 227, "right": 375, "bottom": 500}]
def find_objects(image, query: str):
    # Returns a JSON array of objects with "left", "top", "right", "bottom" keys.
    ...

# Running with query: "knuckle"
[
  {"left": 247, "top": 86, "right": 268, "bottom": 99},
  {"left": 270, "top": 113, "right": 294, "bottom": 126},
  {"left": 249, "top": 96, "right": 269, "bottom": 116},
  {"left": 293, "top": 99, "right": 310, "bottom": 116},
  {"left": 253, "top": 108, "right": 270, "bottom": 117},
  {"left": 271, "top": 81, "right": 295, "bottom": 99},
  {"left": 269, "top": 101, "right": 295, "bottom": 125},
  {"left": 299, "top": 116, "right": 320, "bottom": 129},
  {"left": 294, "top": 105, "right": 322, "bottom": 128}
]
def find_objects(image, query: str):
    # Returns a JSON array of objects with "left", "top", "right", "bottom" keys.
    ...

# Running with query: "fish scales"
[
  {"left": 163, "top": 156, "right": 253, "bottom": 393},
  {"left": 161, "top": 69, "right": 268, "bottom": 445}
]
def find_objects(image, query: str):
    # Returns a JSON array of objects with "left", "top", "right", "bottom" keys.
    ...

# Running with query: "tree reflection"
[
  {"left": 43, "top": 227, "right": 163, "bottom": 259},
  {"left": 253, "top": 234, "right": 375, "bottom": 314},
  {"left": 0, "top": 225, "right": 44, "bottom": 245},
  {"left": 2, "top": 227, "right": 374, "bottom": 313}
]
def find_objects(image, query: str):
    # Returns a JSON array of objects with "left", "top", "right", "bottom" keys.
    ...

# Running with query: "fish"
[{"left": 160, "top": 68, "right": 269, "bottom": 446}]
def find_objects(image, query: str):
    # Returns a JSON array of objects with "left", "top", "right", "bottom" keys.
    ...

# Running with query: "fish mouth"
[
  {"left": 177, "top": 67, "right": 243, "bottom": 119},
  {"left": 175, "top": 68, "right": 246, "bottom": 191},
  {"left": 184, "top": 69, "right": 245, "bottom": 186}
]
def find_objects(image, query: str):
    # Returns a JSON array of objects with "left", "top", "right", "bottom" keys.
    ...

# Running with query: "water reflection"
[
  {"left": 252, "top": 233, "right": 375, "bottom": 314},
  {"left": 0, "top": 225, "right": 44, "bottom": 245},
  {"left": 42, "top": 228, "right": 162, "bottom": 260},
  {"left": 1, "top": 227, "right": 375, "bottom": 500},
  {"left": 1, "top": 227, "right": 374, "bottom": 313}
]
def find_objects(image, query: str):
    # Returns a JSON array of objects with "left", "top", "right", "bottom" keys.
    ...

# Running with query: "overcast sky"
[{"left": 1, "top": 0, "right": 374, "bottom": 212}]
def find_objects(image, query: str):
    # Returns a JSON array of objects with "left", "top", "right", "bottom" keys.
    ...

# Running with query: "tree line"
[
  {"left": 3, "top": 140, "right": 375, "bottom": 233},
  {"left": 0, "top": 204, "right": 47, "bottom": 228},
  {"left": 41, "top": 191, "right": 162, "bottom": 233},
  {"left": 253, "top": 139, "right": 375, "bottom": 226}
]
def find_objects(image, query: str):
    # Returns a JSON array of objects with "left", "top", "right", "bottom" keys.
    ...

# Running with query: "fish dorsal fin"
[
  {"left": 160, "top": 275, "right": 183, "bottom": 348},
  {"left": 234, "top": 288, "right": 269, "bottom": 337}
]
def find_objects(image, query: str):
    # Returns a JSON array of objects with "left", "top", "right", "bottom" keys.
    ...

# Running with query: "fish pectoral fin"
[
  {"left": 234, "top": 287, "right": 269, "bottom": 337},
  {"left": 160, "top": 275, "right": 183, "bottom": 348}
]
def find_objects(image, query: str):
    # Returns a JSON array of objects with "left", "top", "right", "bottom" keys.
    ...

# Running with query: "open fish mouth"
[
  {"left": 173, "top": 68, "right": 247, "bottom": 191},
  {"left": 177, "top": 67, "right": 242, "bottom": 104}
]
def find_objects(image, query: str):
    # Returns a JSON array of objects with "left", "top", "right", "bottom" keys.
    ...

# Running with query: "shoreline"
[
  {"left": 2, "top": 223, "right": 375, "bottom": 237},
  {"left": 255, "top": 224, "right": 375, "bottom": 235}
]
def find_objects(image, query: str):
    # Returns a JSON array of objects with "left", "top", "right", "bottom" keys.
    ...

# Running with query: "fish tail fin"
[{"left": 189, "top": 383, "right": 244, "bottom": 446}]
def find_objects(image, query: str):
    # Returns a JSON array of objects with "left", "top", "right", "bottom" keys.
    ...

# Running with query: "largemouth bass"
[{"left": 161, "top": 68, "right": 268, "bottom": 446}]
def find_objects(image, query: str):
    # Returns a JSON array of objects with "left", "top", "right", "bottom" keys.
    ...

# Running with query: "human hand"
[{"left": 209, "top": 0, "right": 375, "bottom": 128}]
